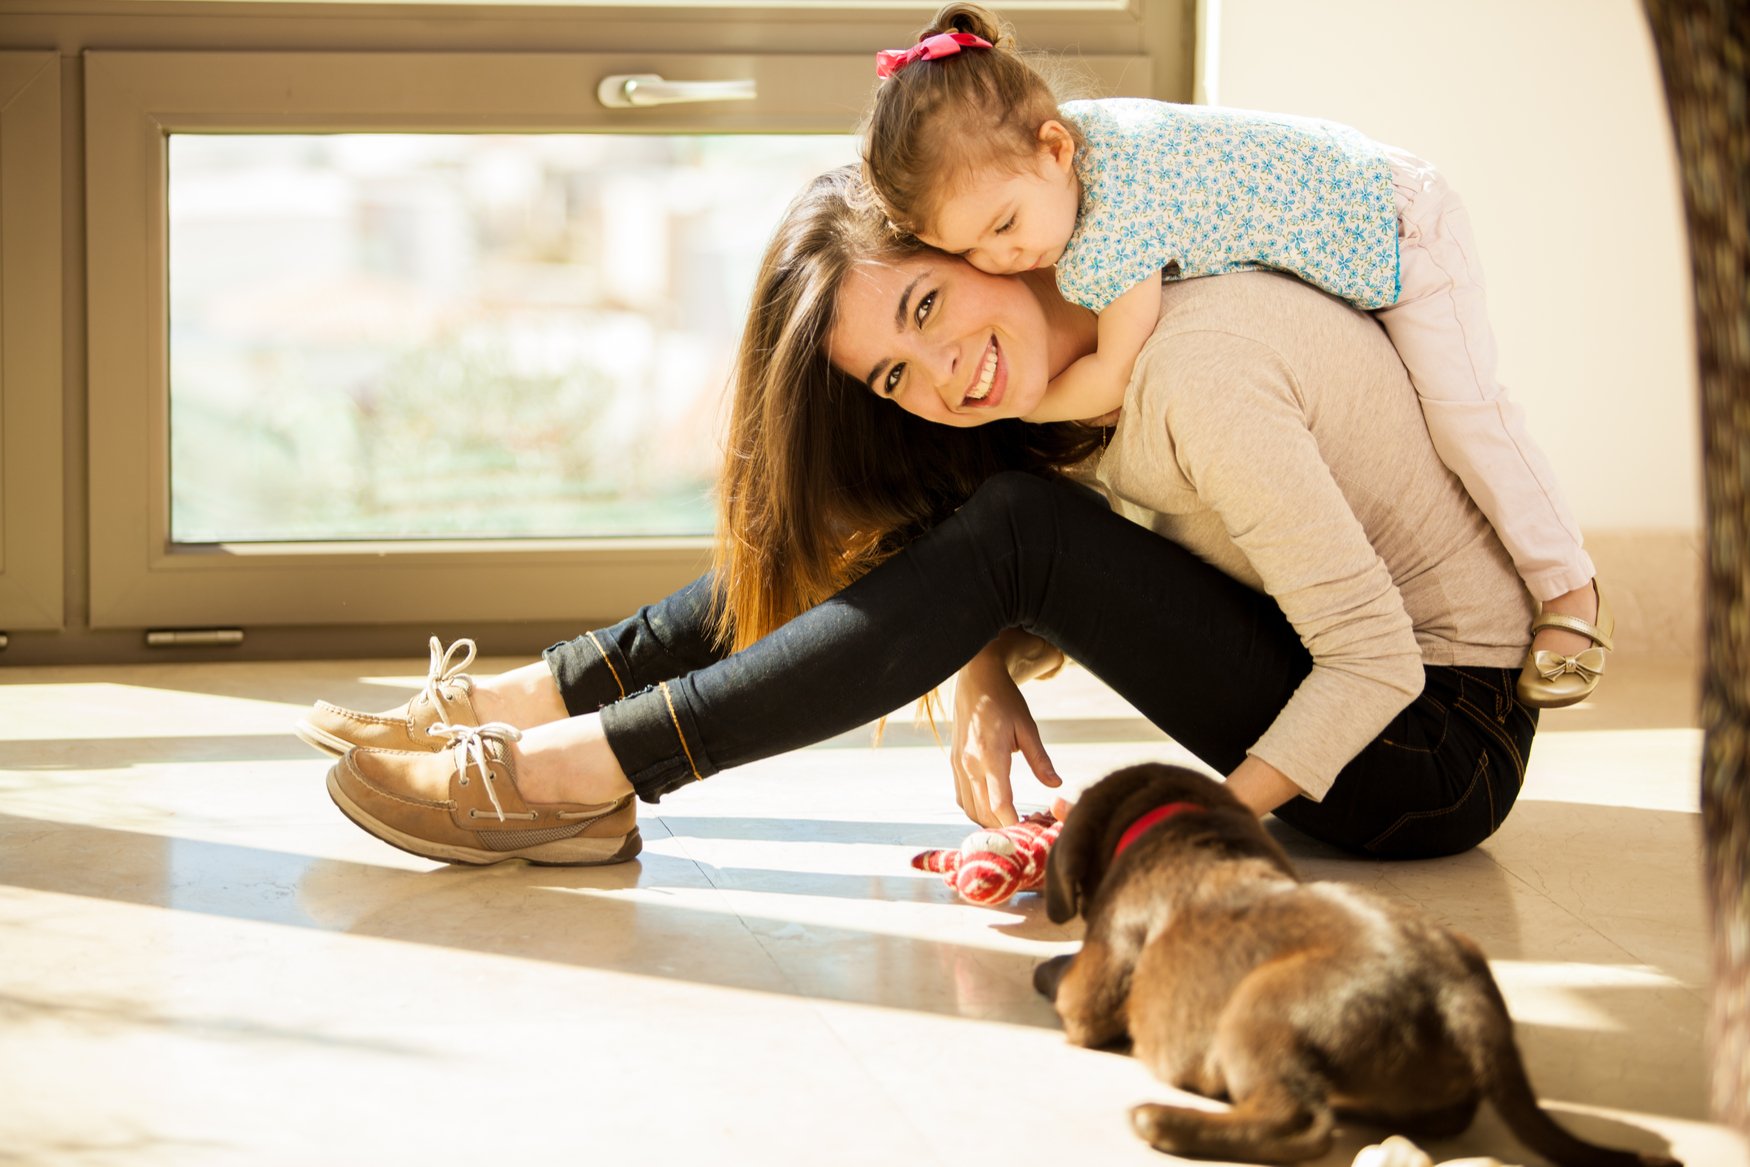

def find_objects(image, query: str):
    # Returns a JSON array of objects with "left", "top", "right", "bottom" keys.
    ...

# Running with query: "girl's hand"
[{"left": 951, "top": 643, "right": 1062, "bottom": 827}]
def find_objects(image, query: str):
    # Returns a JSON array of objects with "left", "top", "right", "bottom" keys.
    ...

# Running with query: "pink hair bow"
[{"left": 875, "top": 31, "right": 994, "bottom": 80}]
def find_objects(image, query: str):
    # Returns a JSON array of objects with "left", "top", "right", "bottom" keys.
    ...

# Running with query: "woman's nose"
[{"left": 920, "top": 342, "right": 959, "bottom": 404}]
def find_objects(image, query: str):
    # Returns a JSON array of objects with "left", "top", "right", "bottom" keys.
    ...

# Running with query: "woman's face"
[{"left": 825, "top": 254, "right": 1062, "bottom": 427}]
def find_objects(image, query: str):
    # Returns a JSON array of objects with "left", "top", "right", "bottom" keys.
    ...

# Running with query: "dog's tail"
[
  {"left": 1130, "top": 1094, "right": 1334, "bottom": 1164},
  {"left": 1445, "top": 945, "right": 1680, "bottom": 1167}
]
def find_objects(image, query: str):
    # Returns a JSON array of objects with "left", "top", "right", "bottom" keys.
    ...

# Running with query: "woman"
[{"left": 298, "top": 166, "right": 1537, "bottom": 865}]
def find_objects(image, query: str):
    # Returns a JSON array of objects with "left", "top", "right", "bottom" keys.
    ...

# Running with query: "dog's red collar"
[{"left": 1113, "top": 801, "right": 1206, "bottom": 860}]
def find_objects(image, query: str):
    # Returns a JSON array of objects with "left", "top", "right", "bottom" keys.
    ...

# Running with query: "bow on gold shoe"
[{"left": 1516, "top": 587, "right": 1615, "bottom": 709}]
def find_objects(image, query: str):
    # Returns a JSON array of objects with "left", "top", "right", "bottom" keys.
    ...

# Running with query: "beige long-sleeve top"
[{"left": 1092, "top": 270, "right": 1535, "bottom": 799}]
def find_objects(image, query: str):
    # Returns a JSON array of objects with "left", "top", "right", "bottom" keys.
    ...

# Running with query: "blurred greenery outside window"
[{"left": 168, "top": 133, "right": 856, "bottom": 542}]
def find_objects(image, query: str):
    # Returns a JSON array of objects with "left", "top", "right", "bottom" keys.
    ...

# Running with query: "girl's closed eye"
[{"left": 994, "top": 216, "right": 1016, "bottom": 236}]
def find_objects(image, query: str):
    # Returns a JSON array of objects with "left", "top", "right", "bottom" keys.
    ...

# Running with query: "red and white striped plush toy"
[{"left": 911, "top": 810, "right": 1064, "bottom": 906}]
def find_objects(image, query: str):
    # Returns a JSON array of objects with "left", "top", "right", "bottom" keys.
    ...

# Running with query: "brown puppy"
[{"left": 1035, "top": 763, "right": 1679, "bottom": 1166}]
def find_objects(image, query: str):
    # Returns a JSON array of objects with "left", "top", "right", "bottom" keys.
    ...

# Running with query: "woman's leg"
[
  {"left": 298, "top": 575, "right": 729, "bottom": 754},
  {"left": 575, "top": 472, "right": 1536, "bottom": 856},
  {"left": 528, "top": 573, "right": 729, "bottom": 717},
  {"left": 349, "top": 471, "right": 1533, "bottom": 862},
  {"left": 594, "top": 472, "right": 1315, "bottom": 801},
  {"left": 466, "top": 574, "right": 731, "bottom": 727}
]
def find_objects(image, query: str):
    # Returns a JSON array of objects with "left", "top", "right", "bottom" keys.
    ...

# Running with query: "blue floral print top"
[{"left": 1055, "top": 98, "right": 1401, "bottom": 313}]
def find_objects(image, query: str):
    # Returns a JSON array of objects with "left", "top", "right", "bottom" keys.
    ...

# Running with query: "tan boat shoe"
[
  {"left": 326, "top": 721, "right": 641, "bottom": 867},
  {"left": 296, "top": 637, "right": 485, "bottom": 757}
]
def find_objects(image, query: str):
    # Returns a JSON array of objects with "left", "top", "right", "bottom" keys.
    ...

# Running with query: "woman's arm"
[
  {"left": 1225, "top": 755, "right": 1303, "bottom": 815},
  {"left": 949, "top": 630, "right": 1066, "bottom": 827},
  {"left": 1128, "top": 328, "right": 1426, "bottom": 802},
  {"left": 958, "top": 630, "right": 1301, "bottom": 821}
]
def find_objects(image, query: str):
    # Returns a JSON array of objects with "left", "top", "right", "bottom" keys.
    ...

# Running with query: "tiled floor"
[{"left": 0, "top": 651, "right": 1741, "bottom": 1166}]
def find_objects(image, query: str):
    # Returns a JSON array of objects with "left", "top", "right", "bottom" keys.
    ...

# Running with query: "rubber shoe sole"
[{"left": 295, "top": 718, "right": 355, "bottom": 758}]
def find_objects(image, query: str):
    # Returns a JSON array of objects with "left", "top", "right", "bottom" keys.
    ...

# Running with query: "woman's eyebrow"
[
  {"left": 864, "top": 271, "right": 929, "bottom": 391},
  {"left": 893, "top": 272, "right": 926, "bottom": 330}
]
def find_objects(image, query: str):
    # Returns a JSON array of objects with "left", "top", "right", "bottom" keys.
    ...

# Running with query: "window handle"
[{"left": 596, "top": 74, "right": 757, "bottom": 109}]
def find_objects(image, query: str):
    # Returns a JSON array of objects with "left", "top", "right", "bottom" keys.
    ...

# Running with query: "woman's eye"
[
  {"left": 915, "top": 290, "right": 936, "bottom": 326},
  {"left": 883, "top": 364, "right": 905, "bottom": 397}
]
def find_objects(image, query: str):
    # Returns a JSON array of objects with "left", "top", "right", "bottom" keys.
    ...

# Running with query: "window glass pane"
[{"left": 168, "top": 133, "right": 854, "bottom": 542}]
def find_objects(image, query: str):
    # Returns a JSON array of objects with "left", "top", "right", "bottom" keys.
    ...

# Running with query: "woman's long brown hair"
[{"left": 708, "top": 166, "right": 1103, "bottom": 652}]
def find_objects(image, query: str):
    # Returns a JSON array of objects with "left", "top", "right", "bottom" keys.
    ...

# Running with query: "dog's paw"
[
  {"left": 1354, "top": 1140, "right": 1519, "bottom": 1167},
  {"left": 1129, "top": 1103, "right": 1189, "bottom": 1154},
  {"left": 1352, "top": 1138, "right": 1436, "bottom": 1167},
  {"left": 1033, "top": 953, "right": 1073, "bottom": 1002}
]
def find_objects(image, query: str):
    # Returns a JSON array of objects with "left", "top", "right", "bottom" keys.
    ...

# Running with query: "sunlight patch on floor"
[
  {"left": 1519, "top": 726, "right": 1703, "bottom": 812},
  {"left": 1487, "top": 958, "right": 1687, "bottom": 1032}
]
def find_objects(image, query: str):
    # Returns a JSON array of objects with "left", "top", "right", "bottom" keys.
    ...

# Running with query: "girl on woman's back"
[{"left": 860, "top": 1, "right": 1614, "bottom": 709}]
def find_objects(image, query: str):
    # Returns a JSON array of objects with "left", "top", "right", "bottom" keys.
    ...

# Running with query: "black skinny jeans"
[{"left": 545, "top": 472, "right": 1538, "bottom": 859}]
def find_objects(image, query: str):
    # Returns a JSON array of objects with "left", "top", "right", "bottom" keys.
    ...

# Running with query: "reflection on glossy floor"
[{"left": 0, "top": 651, "right": 1741, "bottom": 1167}]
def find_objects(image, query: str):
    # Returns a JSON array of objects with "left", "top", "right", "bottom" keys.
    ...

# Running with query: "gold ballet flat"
[{"left": 1516, "top": 585, "right": 1615, "bottom": 709}]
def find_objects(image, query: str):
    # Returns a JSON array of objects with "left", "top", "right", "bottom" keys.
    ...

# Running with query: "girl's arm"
[{"left": 1023, "top": 277, "right": 1161, "bottom": 424}]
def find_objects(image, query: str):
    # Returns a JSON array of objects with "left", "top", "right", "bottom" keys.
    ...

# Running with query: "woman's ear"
[{"left": 1037, "top": 120, "right": 1077, "bottom": 173}]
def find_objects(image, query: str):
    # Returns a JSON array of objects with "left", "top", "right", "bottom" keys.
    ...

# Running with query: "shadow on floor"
[{"left": 0, "top": 811, "right": 1067, "bottom": 1030}]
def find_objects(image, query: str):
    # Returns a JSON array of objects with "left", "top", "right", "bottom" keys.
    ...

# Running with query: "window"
[
  {"left": 84, "top": 46, "right": 1152, "bottom": 634},
  {"left": 168, "top": 132, "right": 850, "bottom": 544}
]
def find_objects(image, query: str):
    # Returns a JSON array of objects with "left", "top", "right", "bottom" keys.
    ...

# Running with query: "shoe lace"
[
  {"left": 421, "top": 636, "right": 477, "bottom": 717},
  {"left": 429, "top": 721, "right": 522, "bottom": 822}
]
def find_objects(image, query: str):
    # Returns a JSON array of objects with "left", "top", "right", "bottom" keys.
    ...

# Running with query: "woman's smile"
[{"left": 962, "top": 337, "right": 1006, "bottom": 409}]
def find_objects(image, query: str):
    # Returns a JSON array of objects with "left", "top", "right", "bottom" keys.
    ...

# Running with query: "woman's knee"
[
  {"left": 888, "top": 472, "right": 1092, "bottom": 627},
  {"left": 956, "top": 471, "right": 1103, "bottom": 545},
  {"left": 963, "top": 469, "right": 1058, "bottom": 512}
]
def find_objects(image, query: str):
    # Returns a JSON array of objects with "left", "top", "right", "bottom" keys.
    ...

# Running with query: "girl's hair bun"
[{"left": 925, "top": 3, "right": 1010, "bottom": 50}]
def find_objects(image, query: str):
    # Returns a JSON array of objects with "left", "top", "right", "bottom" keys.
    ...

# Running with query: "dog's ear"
[
  {"left": 1045, "top": 766, "right": 1149, "bottom": 923},
  {"left": 1044, "top": 813, "right": 1093, "bottom": 923}
]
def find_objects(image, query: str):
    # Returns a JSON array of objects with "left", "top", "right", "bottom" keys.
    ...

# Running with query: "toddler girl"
[{"left": 861, "top": 2, "right": 1613, "bottom": 709}]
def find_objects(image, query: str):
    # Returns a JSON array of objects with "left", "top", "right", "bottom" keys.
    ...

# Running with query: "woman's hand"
[{"left": 951, "top": 637, "right": 1063, "bottom": 827}]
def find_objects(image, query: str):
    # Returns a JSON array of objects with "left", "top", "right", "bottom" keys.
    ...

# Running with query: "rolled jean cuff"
[
  {"left": 600, "top": 679, "right": 715, "bottom": 804},
  {"left": 543, "top": 632, "right": 634, "bottom": 717}
]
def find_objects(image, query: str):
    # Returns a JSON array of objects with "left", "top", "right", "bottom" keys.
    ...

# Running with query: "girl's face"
[
  {"left": 914, "top": 121, "right": 1080, "bottom": 277},
  {"left": 825, "top": 254, "right": 1066, "bottom": 428}
]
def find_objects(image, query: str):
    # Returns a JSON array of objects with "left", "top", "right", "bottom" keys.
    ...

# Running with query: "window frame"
[
  {"left": 0, "top": 51, "right": 63, "bottom": 632},
  {"left": 84, "top": 47, "right": 1152, "bottom": 630}
]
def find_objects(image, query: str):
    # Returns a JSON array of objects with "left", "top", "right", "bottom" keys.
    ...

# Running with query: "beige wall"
[{"left": 1207, "top": 0, "right": 1700, "bottom": 535}]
